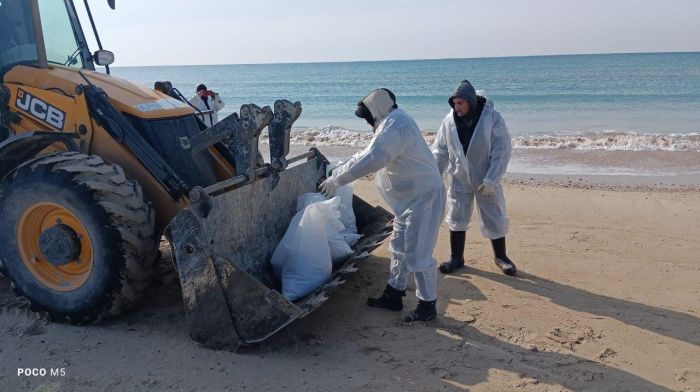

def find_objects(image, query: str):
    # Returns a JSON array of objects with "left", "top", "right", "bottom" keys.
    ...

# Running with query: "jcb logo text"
[{"left": 16, "top": 89, "right": 66, "bottom": 130}]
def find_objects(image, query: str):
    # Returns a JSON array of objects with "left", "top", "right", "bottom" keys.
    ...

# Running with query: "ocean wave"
[
  {"left": 260, "top": 126, "right": 435, "bottom": 148},
  {"left": 260, "top": 126, "right": 374, "bottom": 147},
  {"left": 512, "top": 132, "right": 700, "bottom": 152},
  {"left": 263, "top": 127, "right": 700, "bottom": 152}
]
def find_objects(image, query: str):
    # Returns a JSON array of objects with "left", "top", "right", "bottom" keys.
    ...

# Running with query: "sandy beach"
[{"left": 1, "top": 178, "right": 698, "bottom": 391}]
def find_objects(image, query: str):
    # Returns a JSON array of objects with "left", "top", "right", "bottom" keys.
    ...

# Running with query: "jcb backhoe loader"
[{"left": 0, "top": 0, "right": 392, "bottom": 350}]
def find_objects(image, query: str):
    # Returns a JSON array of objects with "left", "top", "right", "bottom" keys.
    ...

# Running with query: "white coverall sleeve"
[
  {"left": 333, "top": 127, "right": 404, "bottom": 186},
  {"left": 211, "top": 94, "right": 226, "bottom": 111},
  {"left": 431, "top": 118, "right": 450, "bottom": 176},
  {"left": 483, "top": 112, "right": 512, "bottom": 185}
]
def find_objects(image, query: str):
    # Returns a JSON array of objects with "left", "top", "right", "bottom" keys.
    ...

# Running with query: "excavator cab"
[{"left": 0, "top": 0, "right": 393, "bottom": 349}]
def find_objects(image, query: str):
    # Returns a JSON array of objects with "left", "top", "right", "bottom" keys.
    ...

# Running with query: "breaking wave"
[
  {"left": 512, "top": 131, "right": 700, "bottom": 152},
  {"left": 263, "top": 126, "right": 699, "bottom": 152},
  {"left": 261, "top": 126, "right": 375, "bottom": 147},
  {"left": 261, "top": 126, "right": 434, "bottom": 148}
]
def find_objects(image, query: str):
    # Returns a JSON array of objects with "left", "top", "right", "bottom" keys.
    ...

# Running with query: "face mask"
[{"left": 354, "top": 103, "right": 375, "bottom": 128}]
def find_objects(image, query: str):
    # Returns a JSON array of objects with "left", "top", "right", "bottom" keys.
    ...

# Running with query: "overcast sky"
[{"left": 77, "top": 0, "right": 700, "bottom": 66}]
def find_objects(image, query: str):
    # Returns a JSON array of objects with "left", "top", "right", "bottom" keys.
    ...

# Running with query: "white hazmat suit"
[
  {"left": 325, "top": 92, "right": 445, "bottom": 302},
  {"left": 189, "top": 92, "right": 225, "bottom": 127},
  {"left": 432, "top": 99, "right": 511, "bottom": 239}
]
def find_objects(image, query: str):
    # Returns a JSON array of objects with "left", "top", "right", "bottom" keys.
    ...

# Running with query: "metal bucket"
[{"left": 169, "top": 157, "right": 393, "bottom": 350}]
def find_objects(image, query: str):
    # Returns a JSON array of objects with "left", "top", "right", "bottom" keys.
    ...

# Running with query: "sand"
[{"left": 1, "top": 179, "right": 699, "bottom": 391}]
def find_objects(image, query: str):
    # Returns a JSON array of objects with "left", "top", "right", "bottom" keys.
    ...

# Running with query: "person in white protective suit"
[
  {"left": 189, "top": 83, "right": 225, "bottom": 127},
  {"left": 432, "top": 79, "right": 518, "bottom": 276},
  {"left": 320, "top": 88, "right": 446, "bottom": 322}
]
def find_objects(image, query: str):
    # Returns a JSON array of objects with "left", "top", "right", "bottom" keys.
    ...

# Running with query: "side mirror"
[
  {"left": 93, "top": 50, "right": 115, "bottom": 66},
  {"left": 108, "top": 0, "right": 116, "bottom": 10}
]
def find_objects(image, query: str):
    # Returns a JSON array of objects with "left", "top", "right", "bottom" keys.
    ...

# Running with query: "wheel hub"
[
  {"left": 17, "top": 202, "right": 93, "bottom": 291},
  {"left": 39, "top": 224, "right": 82, "bottom": 266}
]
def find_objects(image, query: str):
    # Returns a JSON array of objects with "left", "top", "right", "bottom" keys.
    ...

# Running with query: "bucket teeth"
[
  {"left": 269, "top": 100, "right": 302, "bottom": 171},
  {"left": 227, "top": 104, "right": 272, "bottom": 181}
]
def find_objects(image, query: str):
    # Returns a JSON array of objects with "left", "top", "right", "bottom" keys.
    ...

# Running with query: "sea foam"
[
  {"left": 264, "top": 127, "right": 699, "bottom": 153},
  {"left": 511, "top": 131, "right": 700, "bottom": 152}
]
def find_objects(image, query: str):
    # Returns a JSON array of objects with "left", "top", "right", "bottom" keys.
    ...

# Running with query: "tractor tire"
[{"left": 0, "top": 152, "right": 158, "bottom": 323}]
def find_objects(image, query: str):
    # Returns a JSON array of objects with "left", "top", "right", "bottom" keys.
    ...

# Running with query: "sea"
[{"left": 112, "top": 52, "right": 700, "bottom": 185}]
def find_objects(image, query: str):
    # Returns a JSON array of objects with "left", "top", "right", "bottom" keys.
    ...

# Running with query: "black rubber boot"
[
  {"left": 491, "top": 237, "right": 517, "bottom": 276},
  {"left": 367, "top": 284, "right": 405, "bottom": 311},
  {"left": 403, "top": 300, "right": 437, "bottom": 322},
  {"left": 439, "top": 231, "right": 466, "bottom": 274}
]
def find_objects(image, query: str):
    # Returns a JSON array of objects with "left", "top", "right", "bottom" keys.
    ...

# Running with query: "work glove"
[
  {"left": 477, "top": 181, "right": 498, "bottom": 196},
  {"left": 319, "top": 176, "right": 340, "bottom": 198}
]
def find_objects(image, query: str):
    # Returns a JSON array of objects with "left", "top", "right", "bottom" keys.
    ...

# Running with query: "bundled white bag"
[
  {"left": 298, "top": 183, "right": 360, "bottom": 245},
  {"left": 296, "top": 192, "right": 357, "bottom": 267},
  {"left": 271, "top": 198, "right": 342, "bottom": 301},
  {"left": 335, "top": 183, "right": 358, "bottom": 239},
  {"left": 325, "top": 214, "right": 355, "bottom": 268},
  {"left": 272, "top": 186, "right": 364, "bottom": 301},
  {"left": 296, "top": 193, "right": 326, "bottom": 212}
]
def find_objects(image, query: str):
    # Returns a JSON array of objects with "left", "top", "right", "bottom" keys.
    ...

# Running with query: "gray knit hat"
[{"left": 448, "top": 79, "right": 477, "bottom": 108}]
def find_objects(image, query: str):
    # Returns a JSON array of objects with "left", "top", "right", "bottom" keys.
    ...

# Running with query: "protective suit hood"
[{"left": 361, "top": 89, "right": 396, "bottom": 124}]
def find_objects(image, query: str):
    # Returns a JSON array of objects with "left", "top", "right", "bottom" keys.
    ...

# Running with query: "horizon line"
[{"left": 111, "top": 50, "right": 699, "bottom": 69}]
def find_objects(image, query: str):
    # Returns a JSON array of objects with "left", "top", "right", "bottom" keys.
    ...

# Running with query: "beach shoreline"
[{"left": 275, "top": 141, "right": 700, "bottom": 189}]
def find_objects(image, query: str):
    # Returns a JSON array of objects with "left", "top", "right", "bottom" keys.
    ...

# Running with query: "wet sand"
[
  {"left": 509, "top": 149, "right": 700, "bottom": 186},
  {"left": 278, "top": 142, "right": 700, "bottom": 187},
  {"left": 1, "top": 180, "right": 699, "bottom": 391}
]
